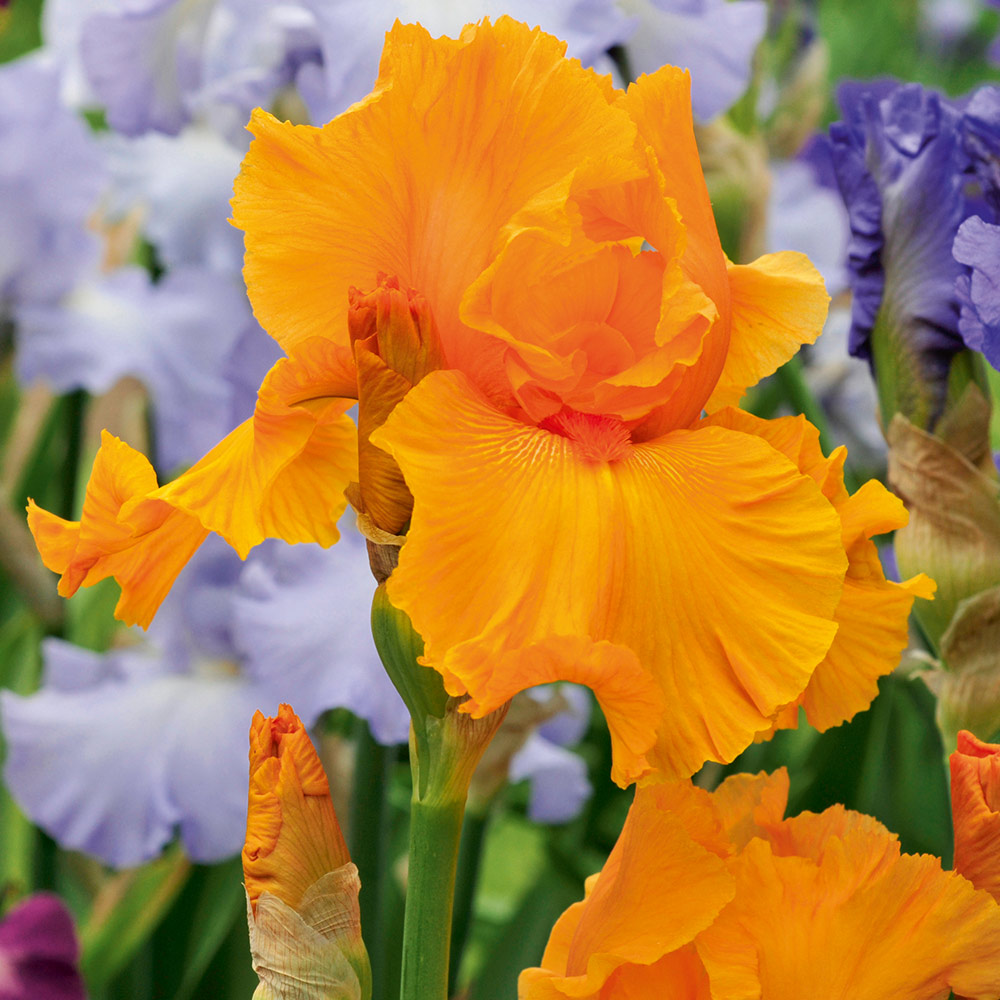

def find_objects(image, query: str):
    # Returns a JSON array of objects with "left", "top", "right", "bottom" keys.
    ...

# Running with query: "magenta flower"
[{"left": 0, "top": 895, "right": 84, "bottom": 1000}]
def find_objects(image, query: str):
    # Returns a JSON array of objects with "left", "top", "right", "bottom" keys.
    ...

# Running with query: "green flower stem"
[
  {"left": 448, "top": 803, "right": 491, "bottom": 992},
  {"left": 400, "top": 793, "right": 466, "bottom": 1000},
  {"left": 370, "top": 584, "right": 507, "bottom": 1000}
]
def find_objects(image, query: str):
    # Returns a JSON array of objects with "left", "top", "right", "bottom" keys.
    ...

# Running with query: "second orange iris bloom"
[{"left": 28, "top": 18, "right": 931, "bottom": 784}]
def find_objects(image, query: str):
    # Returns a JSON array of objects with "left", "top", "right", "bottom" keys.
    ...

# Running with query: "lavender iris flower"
[
  {"left": 954, "top": 215, "right": 1000, "bottom": 370},
  {"left": 103, "top": 128, "right": 246, "bottom": 273},
  {"left": 510, "top": 685, "right": 593, "bottom": 824},
  {"left": 766, "top": 157, "right": 850, "bottom": 297},
  {"left": 57, "top": 0, "right": 630, "bottom": 139},
  {"left": 0, "top": 895, "right": 84, "bottom": 1000},
  {"left": 0, "top": 55, "right": 105, "bottom": 318},
  {"left": 1, "top": 521, "right": 407, "bottom": 868},
  {"left": 616, "top": 0, "right": 767, "bottom": 120},
  {"left": 15, "top": 267, "right": 277, "bottom": 471}
]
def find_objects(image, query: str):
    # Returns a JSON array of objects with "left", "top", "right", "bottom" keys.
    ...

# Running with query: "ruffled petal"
[
  {"left": 704, "top": 407, "right": 934, "bottom": 732},
  {"left": 697, "top": 819, "right": 1000, "bottom": 1000},
  {"left": 375, "top": 370, "right": 847, "bottom": 782},
  {"left": 461, "top": 219, "right": 718, "bottom": 425},
  {"left": 233, "top": 17, "right": 644, "bottom": 366},
  {"left": 705, "top": 252, "right": 830, "bottom": 412},
  {"left": 28, "top": 337, "right": 358, "bottom": 627},
  {"left": 153, "top": 337, "right": 357, "bottom": 557},
  {"left": 1, "top": 662, "right": 259, "bottom": 867},
  {"left": 27, "top": 432, "right": 209, "bottom": 629},
  {"left": 579, "top": 65, "right": 731, "bottom": 429},
  {"left": 520, "top": 782, "right": 734, "bottom": 999}
]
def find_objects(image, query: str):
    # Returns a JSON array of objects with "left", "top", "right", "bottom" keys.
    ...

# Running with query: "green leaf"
[
  {"left": 172, "top": 859, "right": 246, "bottom": 1000},
  {"left": 0, "top": 610, "right": 43, "bottom": 898},
  {"left": 79, "top": 845, "right": 192, "bottom": 989},
  {"left": 466, "top": 864, "right": 581, "bottom": 1000}
]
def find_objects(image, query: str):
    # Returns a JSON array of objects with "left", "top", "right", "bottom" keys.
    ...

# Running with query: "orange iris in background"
[
  {"left": 521, "top": 770, "right": 1000, "bottom": 999},
  {"left": 28, "top": 17, "right": 931, "bottom": 785}
]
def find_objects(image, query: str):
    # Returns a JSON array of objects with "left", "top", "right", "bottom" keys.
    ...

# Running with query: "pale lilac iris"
[
  {"left": 616, "top": 0, "right": 767, "bottom": 120},
  {"left": 15, "top": 267, "right": 277, "bottom": 471},
  {"left": 0, "top": 55, "right": 105, "bottom": 316},
  {"left": 52, "top": 0, "right": 630, "bottom": 138},
  {"left": 1, "top": 521, "right": 403, "bottom": 868}
]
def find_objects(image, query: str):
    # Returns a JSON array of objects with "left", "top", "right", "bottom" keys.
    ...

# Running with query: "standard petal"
[
  {"left": 596, "top": 65, "right": 732, "bottom": 429},
  {"left": 615, "top": 66, "right": 727, "bottom": 308},
  {"left": 705, "top": 252, "right": 830, "bottom": 411},
  {"left": 232, "top": 18, "right": 644, "bottom": 366},
  {"left": 375, "top": 370, "right": 847, "bottom": 781}
]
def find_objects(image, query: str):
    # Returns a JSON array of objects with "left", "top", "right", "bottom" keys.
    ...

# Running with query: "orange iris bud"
[
  {"left": 243, "top": 706, "right": 370, "bottom": 1000},
  {"left": 521, "top": 771, "right": 1000, "bottom": 1000},
  {"left": 348, "top": 274, "right": 446, "bottom": 545},
  {"left": 951, "top": 729, "right": 1000, "bottom": 902},
  {"left": 244, "top": 704, "right": 350, "bottom": 912}
]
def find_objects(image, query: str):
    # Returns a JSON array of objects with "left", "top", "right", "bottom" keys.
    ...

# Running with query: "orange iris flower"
[
  {"left": 28, "top": 17, "right": 931, "bottom": 784},
  {"left": 520, "top": 770, "right": 1000, "bottom": 1000}
]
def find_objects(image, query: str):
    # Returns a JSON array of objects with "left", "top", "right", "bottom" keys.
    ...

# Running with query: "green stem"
[
  {"left": 448, "top": 805, "right": 490, "bottom": 992},
  {"left": 400, "top": 796, "right": 466, "bottom": 1000}
]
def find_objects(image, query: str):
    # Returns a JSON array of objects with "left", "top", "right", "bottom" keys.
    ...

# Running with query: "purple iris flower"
[
  {"left": 0, "top": 895, "right": 84, "bottom": 1000},
  {"left": 954, "top": 215, "right": 1000, "bottom": 370},
  {"left": 953, "top": 87, "right": 1000, "bottom": 371},
  {"left": 824, "top": 80, "right": 1000, "bottom": 421}
]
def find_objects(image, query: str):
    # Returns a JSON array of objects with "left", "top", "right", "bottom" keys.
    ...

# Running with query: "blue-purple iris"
[
  {"left": 825, "top": 79, "right": 1000, "bottom": 411},
  {"left": 954, "top": 87, "right": 1000, "bottom": 372}
]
